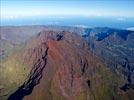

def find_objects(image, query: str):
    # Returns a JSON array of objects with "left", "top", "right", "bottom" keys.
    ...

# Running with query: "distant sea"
[{"left": 1, "top": 16, "right": 134, "bottom": 29}]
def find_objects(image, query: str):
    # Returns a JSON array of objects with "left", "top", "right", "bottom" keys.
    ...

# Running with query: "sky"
[{"left": 1, "top": 0, "right": 134, "bottom": 19}]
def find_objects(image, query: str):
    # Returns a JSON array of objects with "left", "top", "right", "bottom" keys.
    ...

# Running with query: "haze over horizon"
[
  {"left": 1, "top": 0, "right": 134, "bottom": 28},
  {"left": 1, "top": 0, "right": 134, "bottom": 19}
]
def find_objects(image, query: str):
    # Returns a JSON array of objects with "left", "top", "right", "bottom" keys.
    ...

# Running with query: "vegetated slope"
[
  {"left": 82, "top": 27, "right": 134, "bottom": 95},
  {"left": 0, "top": 26, "right": 44, "bottom": 60},
  {"left": 6, "top": 30, "right": 131, "bottom": 100}
]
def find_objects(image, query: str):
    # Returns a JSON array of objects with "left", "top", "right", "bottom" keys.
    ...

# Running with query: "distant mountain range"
[
  {"left": 0, "top": 26, "right": 134, "bottom": 100},
  {"left": 82, "top": 27, "right": 134, "bottom": 92}
]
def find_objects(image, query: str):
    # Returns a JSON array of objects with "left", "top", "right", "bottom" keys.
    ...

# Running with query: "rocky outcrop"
[
  {"left": 1, "top": 26, "right": 134, "bottom": 100},
  {"left": 119, "top": 58, "right": 134, "bottom": 91},
  {"left": 6, "top": 30, "right": 122, "bottom": 100},
  {"left": 82, "top": 27, "right": 134, "bottom": 93}
]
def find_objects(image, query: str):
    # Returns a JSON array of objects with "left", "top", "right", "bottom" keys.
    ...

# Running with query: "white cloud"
[
  {"left": 117, "top": 17, "right": 126, "bottom": 21},
  {"left": 127, "top": 27, "right": 134, "bottom": 31},
  {"left": 73, "top": 25, "right": 87, "bottom": 28}
]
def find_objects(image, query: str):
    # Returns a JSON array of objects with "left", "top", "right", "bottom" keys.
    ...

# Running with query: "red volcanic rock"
[
  {"left": 8, "top": 30, "right": 122, "bottom": 100},
  {"left": 52, "top": 65, "right": 84, "bottom": 98}
]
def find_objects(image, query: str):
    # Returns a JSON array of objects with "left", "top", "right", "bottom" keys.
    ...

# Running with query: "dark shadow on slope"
[{"left": 8, "top": 46, "right": 49, "bottom": 100}]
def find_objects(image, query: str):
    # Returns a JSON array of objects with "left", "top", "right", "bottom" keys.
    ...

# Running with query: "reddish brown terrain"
[{"left": 0, "top": 27, "right": 133, "bottom": 100}]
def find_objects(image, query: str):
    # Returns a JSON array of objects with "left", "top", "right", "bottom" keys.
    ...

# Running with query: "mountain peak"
[{"left": 7, "top": 30, "right": 114, "bottom": 100}]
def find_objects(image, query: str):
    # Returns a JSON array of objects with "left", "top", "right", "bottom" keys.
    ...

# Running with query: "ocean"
[{"left": 1, "top": 16, "right": 134, "bottom": 29}]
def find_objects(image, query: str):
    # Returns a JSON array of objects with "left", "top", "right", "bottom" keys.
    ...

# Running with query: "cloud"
[
  {"left": 127, "top": 27, "right": 134, "bottom": 31},
  {"left": 117, "top": 17, "right": 126, "bottom": 21},
  {"left": 73, "top": 25, "right": 87, "bottom": 28}
]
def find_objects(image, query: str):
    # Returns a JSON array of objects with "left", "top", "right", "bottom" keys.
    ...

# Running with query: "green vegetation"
[
  {"left": 73, "top": 91, "right": 88, "bottom": 100},
  {"left": 91, "top": 66, "right": 124, "bottom": 100},
  {"left": 0, "top": 53, "right": 28, "bottom": 100}
]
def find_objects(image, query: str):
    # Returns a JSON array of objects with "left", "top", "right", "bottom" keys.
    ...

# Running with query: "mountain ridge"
[{"left": 0, "top": 26, "right": 134, "bottom": 100}]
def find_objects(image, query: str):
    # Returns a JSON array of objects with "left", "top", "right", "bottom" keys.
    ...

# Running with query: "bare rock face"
[
  {"left": 21, "top": 31, "right": 95, "bottom": 100},
  {"left": 6, "top": 30, "right": 132, "bottom": 100}
]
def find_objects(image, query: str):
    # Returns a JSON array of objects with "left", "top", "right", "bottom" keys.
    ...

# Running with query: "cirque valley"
[{"left": 0, "top": 0, "right": 134, "bottom": 100}]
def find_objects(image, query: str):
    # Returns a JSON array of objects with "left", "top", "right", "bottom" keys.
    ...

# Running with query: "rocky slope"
[
  {"left": 0, "top": 26, "right": 83, "bottom": 60},
  {"left": 0, "top": 26, "right": 134, "bottom": 100},
  {"left": 82, "top": 27, "right": 134, "bottom": 93}
]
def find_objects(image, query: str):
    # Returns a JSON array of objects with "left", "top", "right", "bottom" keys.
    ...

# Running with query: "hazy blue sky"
[{"left": 1, "top": 0, "right": 134, "bottom": 19}]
